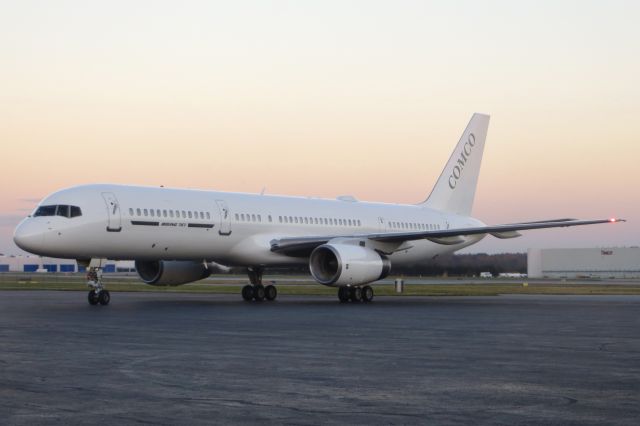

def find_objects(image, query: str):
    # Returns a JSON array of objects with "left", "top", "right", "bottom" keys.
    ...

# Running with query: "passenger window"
[
  {"left": 241, "top": 214, "right": 245, "bottom": 221},
  {"left": 137, "top": 208, "right": 142, "bottom": 216},
  {"left": 156, "top": 209, "right": 161, "bottom": 217},
  {"left": 257, "top": 214, "right": 261, "bottom": 222},
  {"left": 278, "top": 216, "right": 282, "bottom": 223},
  {"left": 129, "top": 208, "right": 134, "bottom": 216},
  {"left": 144, "top": 209, "right": 148, "bottom": 216},
  {"left": 206, "top": 212, "right": 210, "bottom": 220},
  {"left": 150, "top": 209, "right": 155, "bottom": 217},
  {"left": 268, "top": 215, "right": 272, "bottom": 222},
  {"left": 169, "top": 210, "right": 174, "bottom": 218},
  {"left": 252, "top": 214, "right": 256, "bottom": 222}
]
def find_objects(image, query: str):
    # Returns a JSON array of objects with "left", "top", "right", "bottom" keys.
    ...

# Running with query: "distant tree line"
[
  {"left": 250, "top": 253, "right": 526, "bottom": 277},
  {"left": 392, "top": 253, "right": 526, "bottom": 276}
]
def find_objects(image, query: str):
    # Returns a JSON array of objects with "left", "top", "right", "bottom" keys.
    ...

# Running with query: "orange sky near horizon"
[{"left": 1, "top": 1, "right": 638, "bottom": 254}]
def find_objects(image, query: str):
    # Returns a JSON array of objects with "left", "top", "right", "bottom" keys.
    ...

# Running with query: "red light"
[{"left": 609, "top": 218, "right": 617, "bottom": 223}]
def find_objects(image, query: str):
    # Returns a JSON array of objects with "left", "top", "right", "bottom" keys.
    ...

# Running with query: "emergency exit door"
[
  {"left": 102, "top": 192, "right": 122, "bottom": 232},
  {"left": 216, "top": 200, "right": 232, "bottom": 235}
]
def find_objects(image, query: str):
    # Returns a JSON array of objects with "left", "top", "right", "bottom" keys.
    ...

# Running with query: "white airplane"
[{"left": 13, "top": 114, "right": 624, "bottom": 305}]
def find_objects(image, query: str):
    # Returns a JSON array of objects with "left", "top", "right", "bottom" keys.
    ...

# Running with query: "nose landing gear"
[
  {"left": 242, "top": 267, "right": 277, "bottom": 302},
  {"left": 86, "top": 266, "right": 110, "bottom": 306}
]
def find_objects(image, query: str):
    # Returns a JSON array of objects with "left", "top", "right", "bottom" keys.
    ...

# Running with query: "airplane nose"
[{"left": 13, "top": 219, "right": 45, "bottom": 254}]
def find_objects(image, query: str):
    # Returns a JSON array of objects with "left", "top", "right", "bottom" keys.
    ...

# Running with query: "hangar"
[
  {"left": 0, "top": 255, "right": 133, "bottom": 273},
  {"left": 528, "top": 247, "right": 640, "bottom": 279}
]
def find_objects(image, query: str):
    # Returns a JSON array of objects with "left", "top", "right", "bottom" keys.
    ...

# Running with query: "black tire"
[
  {"left": 349, "top": 286, "right": 363, "bottom": 303},
  {"left": 265, "top": 285, "right": 277, "bottom": 301},
  {"left": 88, "top": 290, "right": 99, "bottom": 306},
  {"left": 338, "top": 287, "right": 350, "bottom": 303},
  {"left": 242, "top": 284, "right": 254, "bottom": 301},
  {"left": 253, "top": 284, "right": 266, "bottom": 301},
  {"left": 362, "top": 285, "right": 374, "bottom": 303},
  {"left": 98, "top": 290, "right": 110, "bottom": 306}
]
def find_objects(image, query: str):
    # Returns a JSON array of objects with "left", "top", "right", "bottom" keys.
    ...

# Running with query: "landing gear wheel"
[
  {"left": 253, "top": 284, "right": 266, "bottom": 301},
  {"left": 265, "top": 285, "right": 277, "bottom": 301},
  {"left": 338, "top": 287, "right": 350, "bottom": 303},
  {"left": 88, "top": 290, "right": 99, "bottom": 305},
  {"left": 349, "top": 286, "right": 363, "bottom": 303},
  {"left": 242, "top": 284, "right": 254, "bottom": 301},
  {"left": 362, "top": 285, "right": 374, "bottom": 303},
  {"left": 98, "top": 290, "right": 110, "bottom": 306}
]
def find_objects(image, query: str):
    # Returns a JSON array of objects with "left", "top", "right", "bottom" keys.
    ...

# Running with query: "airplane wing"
[{"left": 270, "top": 218, "right": 624, "bottom": 257}]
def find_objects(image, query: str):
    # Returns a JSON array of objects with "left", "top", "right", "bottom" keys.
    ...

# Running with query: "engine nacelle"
[
  {"left": 135, "top": 260, "right": 211, "bottom": 286},
  {"left": 309, "top": 243, "right": 391, "bottom": 287}
]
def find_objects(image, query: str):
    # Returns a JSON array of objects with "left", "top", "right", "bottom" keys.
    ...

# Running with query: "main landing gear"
[
  {"left": 242, "top": 267, "right": 277, "bottom": 302},
  {"left": 86, "top": 267, "right": 110, "bottom": 306},
  {"left": 338, "top": 285, "right": 374, "bottom": 303}
]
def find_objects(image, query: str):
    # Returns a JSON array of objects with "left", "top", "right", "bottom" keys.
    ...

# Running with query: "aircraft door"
[
  {"left": 216, "top": 200, "right": 232, "bottom": 235},
  {"left": 101, "top": 192, "right": 122, "bottom": 232},
  {"left": 378, "top": 216, "right": 387, "bottom": 232}
]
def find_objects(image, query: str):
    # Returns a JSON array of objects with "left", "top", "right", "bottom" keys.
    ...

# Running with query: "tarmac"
[{"left": 1, "top": 291, "right": 639, "bottom": 425}]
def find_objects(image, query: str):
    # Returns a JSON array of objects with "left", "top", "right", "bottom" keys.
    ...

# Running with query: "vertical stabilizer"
[{"left": 421, "top": 113, "right": 490, "bottom": 215}]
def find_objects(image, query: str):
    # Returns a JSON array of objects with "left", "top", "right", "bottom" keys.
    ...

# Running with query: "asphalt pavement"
[{"left": 1, "top": 291, "right": 639, "bottom": 425}]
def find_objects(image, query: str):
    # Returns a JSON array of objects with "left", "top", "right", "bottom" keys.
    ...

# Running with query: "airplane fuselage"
[{"left": 14, "top": 184, "right": 485, "bottom": 266}]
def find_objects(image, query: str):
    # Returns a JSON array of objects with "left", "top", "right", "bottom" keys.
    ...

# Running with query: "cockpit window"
[
  {"left": 56, "top": 205, "right": 69, "bottom": 218},
  {"left": 34, "top": 205, "right": 57, "bottom": 217},
  {"left": 34, "top": 204, "right": 82, "bottom": 218},
  {"left": 70, "top": 206, "right": 82, "bottom": 217}
]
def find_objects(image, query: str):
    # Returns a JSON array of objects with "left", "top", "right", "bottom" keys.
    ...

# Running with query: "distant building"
[
  {"left": 0, "top": 255, "right": 135, "bottom": 273},
  {"left": 528, "top": 248, "right": 640, "bottom": 279}
]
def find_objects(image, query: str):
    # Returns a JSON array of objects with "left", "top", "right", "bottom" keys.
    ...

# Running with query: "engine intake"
[
  {"left": 135, "top": 260, "right": 211, "bottom": 286},
  {"left": 309, "top": 243, "right": 391, "bottom": 287}
]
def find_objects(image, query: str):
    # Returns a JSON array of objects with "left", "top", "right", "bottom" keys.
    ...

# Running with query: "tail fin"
[{"left": 421, "top": 113, "right": 490, "bottom": 215}]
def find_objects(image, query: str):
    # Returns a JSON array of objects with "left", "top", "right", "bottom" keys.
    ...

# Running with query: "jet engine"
[
  {"left": 309, "top": 243, "right": 391, "bottom": 287},
  {"left": 135, "top": 260, "right": 211, "bottom": 286}
]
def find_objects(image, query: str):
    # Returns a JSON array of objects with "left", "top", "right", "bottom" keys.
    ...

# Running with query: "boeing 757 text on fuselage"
[{"left": 13, "top": 114, "right": 624, "bottom": 305}]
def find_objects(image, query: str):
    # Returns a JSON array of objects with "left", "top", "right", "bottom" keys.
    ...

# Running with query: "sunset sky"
[{"left": 1, "top": 1, "right": 638, "bottom": 254}]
